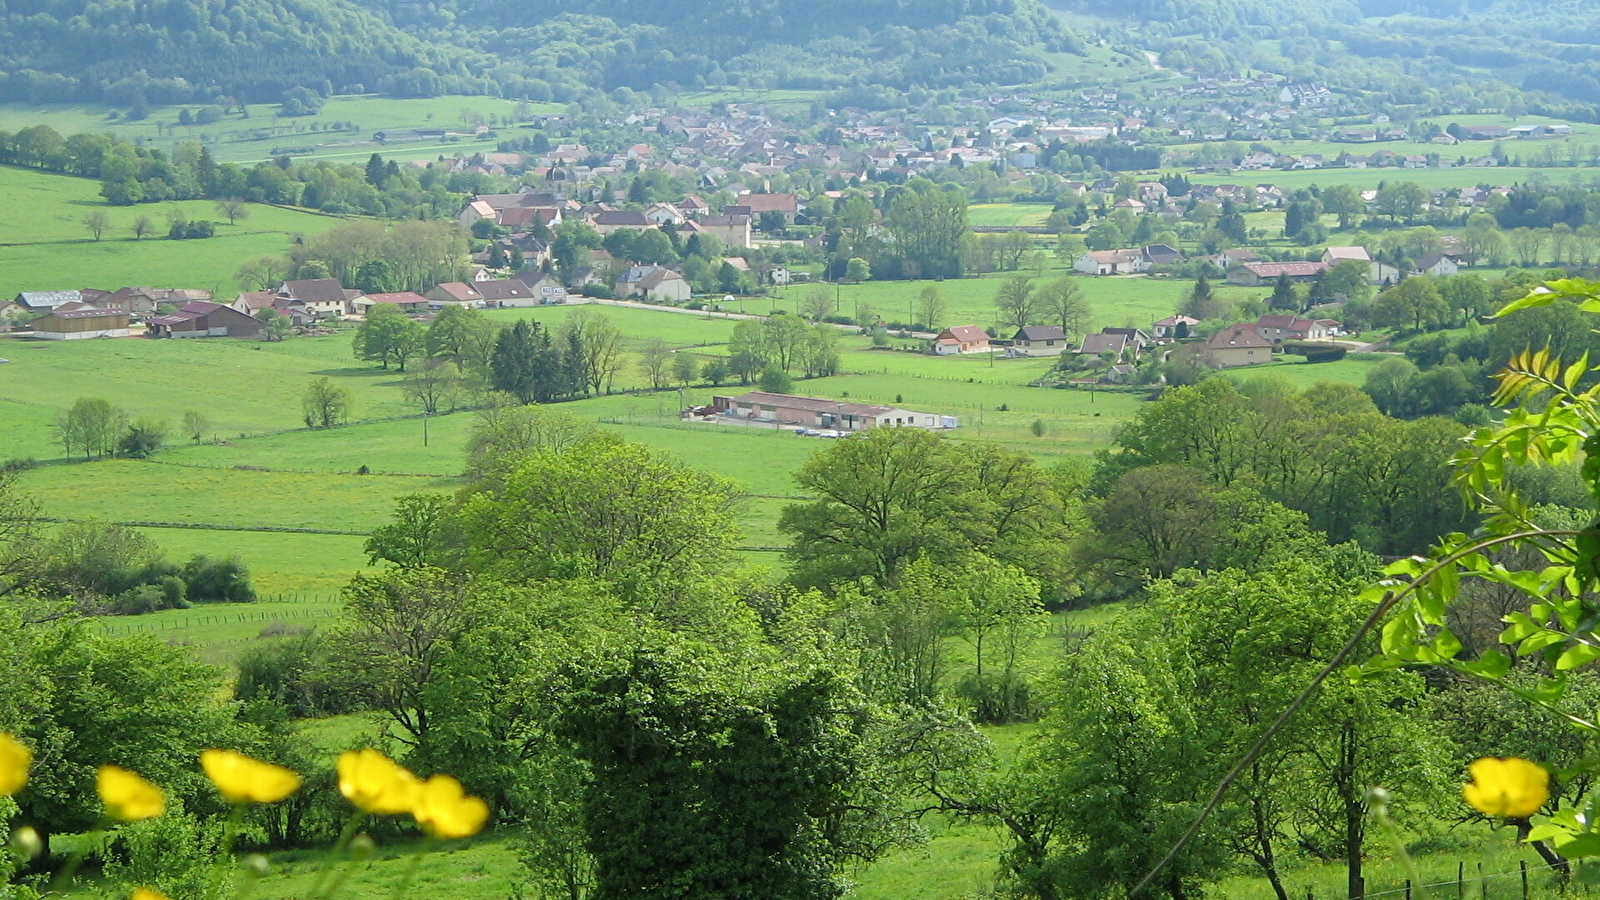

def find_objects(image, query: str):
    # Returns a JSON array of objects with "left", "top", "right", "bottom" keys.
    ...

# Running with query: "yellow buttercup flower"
[
  {"left": 201, "top": 749, "right": 301, "bottom": 804},
  {"left": 1463, "top": 757, "right": 1549, "bottom": 818},
  {"left": 0, "top": 733, "right": 30, "bottom": 796},
  {"left": 337, "top": 748, "right": 421, "bottom": 815},
  {"left": 412, "top": 774, "right": 489, "bottom": 839},
  {"left": 132, "top": 888, "right": 171, "bottom": 900},
  {"left": 97, "top": 765, "right": 165, "bottom": 821}
]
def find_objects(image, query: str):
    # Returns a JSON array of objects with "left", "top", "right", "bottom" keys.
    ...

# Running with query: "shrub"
[
  {"left": 757, "top": 367, "right": 793, "bottom": 394},
  {"left": 956, "top": 670, "right": 1037, "bottom": 725},
  {"left": 234, "top": 633, "right": 351, "bottom": 717},
  {"left": 181, "top": 554, "right": 257, "bottom": 603},
  {"left": 119, "top": 417, "right": 169, "bottom": 458}
]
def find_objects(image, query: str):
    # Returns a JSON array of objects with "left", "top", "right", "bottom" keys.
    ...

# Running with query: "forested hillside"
[
  {"left": 0, "top": 0, "right": 464, "bottom": 105},
  {"left": 0, "top": 0, "right": 1079, "bottom": 106},
  {"left": 1048, "top": 0, "right": 1600, "bottom": 109}
]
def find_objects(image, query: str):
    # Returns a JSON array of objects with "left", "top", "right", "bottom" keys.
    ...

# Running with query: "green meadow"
[
  {"left": 968, "top": 203, "right": 1055, "bottom": 226},
  {"left": 0, "top": 94, "right": 563, "bottom": 165},
  {"left": 832, "top": 270, "right": 1264, "bottom": 333},
  {"left": 1187, "top": 162, "right": 1558, "bottom": 192},
  {"left": 0, "top": 165, "right": 345, "bottom": 293}
]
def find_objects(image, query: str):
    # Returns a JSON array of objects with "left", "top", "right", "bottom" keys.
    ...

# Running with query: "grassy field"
[
  {"left": 0, "top": 94, "right": 563, "bottom": 165},
  {"left": 1187, "top": 163, "right": 1560, "bottom": 192},
  {"left": 1227, "top": 353, "right": 1393, "bottom": 388},
  {"left": 0, "top": 331, "right": 418, "bottom": 460},
  {"left": 833, "top": 269, "right": 1265, "bottom": 333},
  {"left": 0, "top": 165, "right": 345, "bottom": 293},
  {"left": 6, "top": 292, "right": 1386, "bottom": 594},
  {"left": 968, "top": 203, "right": 1055, "bottom": 226}
]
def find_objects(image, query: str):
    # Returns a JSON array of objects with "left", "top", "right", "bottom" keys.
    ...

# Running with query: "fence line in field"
[
  {"left": 96, "top": 592, "right": 342, "bottom": 636},
  {"left": 1309, "top": 859, "right": 1567, "bottom": 900}
]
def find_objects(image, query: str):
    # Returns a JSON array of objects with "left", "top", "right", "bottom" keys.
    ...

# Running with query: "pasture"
[
  {"left": 1186, "top": 162, "right": 1558, "bottom": 192},
  {"left": 968, "top": 203, "right": 1055, "bottom": 226},
  {"left": 3, "top": 290, "right": 1380, "bottom": 603},
  {"left": 832, "top": 270, "right": 1265, "bottom": 333},
  {"left": 0, "top": 165, "right": 345, "bottom": 293},
  {"left": 0, "top": 94, "right": 562, "bottom": 165}
]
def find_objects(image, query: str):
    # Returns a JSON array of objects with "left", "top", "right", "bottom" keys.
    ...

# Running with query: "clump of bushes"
[{"left": 36, "top": 522, "right": 257, "bottom": 614}]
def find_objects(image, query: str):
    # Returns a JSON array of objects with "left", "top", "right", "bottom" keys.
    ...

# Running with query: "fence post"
[
  {"left": 1481, "top": 862, "right": 1488, "bottom": 899},
  {"left": 1459, "top": 862, "right": 1465, "bottom": 900},
  {"left": 1521, "top": 862, "right": 1529, "bottom": 900},
  {"left": 1407, "top": 881, "right": 1412, "bottom": 900}
]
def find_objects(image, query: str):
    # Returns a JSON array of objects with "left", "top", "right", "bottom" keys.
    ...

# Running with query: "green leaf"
[
  {"left": 1528, "top": 822, "right": 1577, "bottom": 843},
  {"left": 1566, "top": 352, "right": 1593, "bottom": 393},
  {"left": 1518, "top": 629, "right": 1569, "bottom": 654},
  {"left": 1558, "top": 642, "right": 1600, "bottom": 671},
  {"left": 1432, "top": 627, "right": 1463, "bottom": 661},
  {"left": 1494, "top": 290, "right": 1558, "bottom": 318},
  {"left": 1467, "top": 649, "right": 1512, "bottom": 679},
  {"left": 1556, "top": 832, "right": 1600, "bottom": 859}
]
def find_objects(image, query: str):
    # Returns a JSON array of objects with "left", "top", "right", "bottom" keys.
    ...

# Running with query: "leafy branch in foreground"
[{"left": 1135, "top": 278, "right": 1600, "bottom": 894}]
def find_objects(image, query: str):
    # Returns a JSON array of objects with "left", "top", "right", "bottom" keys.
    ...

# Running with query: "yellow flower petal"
[
  {"left": 132, "top": 888, "right": 171, "bottom": 900},
  {"left": 0, "top": 733, "right": 31, "bottom": 797},
  {"left": 1463, "top": 757, "right": 1548, "bottom": 818},
  {"left": 412, "top": 774, "right": 489, "bottom": 839},
  {"left": 337, "top": 749, "right": 421, "bottom": 815},
  {"left": 98, "top": 765, "right": 165, "bottom": 821},
  {"left": 201, "top": 749, "right": 300, "bottom": 804}
]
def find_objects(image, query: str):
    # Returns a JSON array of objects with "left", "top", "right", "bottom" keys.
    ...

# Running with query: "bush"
[
  {"left": 119, "top": 418, "right": 169, "bottom": 458},
  {"left": 757, "top": 366, "right": 793, "bottom": 394},
  {"left": 168, "top": 220, "right": 216, "bottom": 240},
  {"left": 108, "top": 576, "right": 188, "bottom": 615},
  {"left": 234, "top": 633, "right": 351, "bottom": 717},
  {"left": 181, "top": 554, "right": 257, "bottom": 603},
  {"left": 956, "top": 670, "right": 1037, "bottom": 725}
]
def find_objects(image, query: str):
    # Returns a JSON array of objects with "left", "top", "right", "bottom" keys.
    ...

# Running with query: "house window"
[{"left": 1046, "top": 340, "right": 1055, "bottom": 346}]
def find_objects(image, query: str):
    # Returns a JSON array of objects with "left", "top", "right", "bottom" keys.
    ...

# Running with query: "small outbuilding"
[
  {"left": 146, "top": 301, "right": 264, "bottom": 338},
  {"left": 32, "top": 307, "right": 131, "bottom": 340}
]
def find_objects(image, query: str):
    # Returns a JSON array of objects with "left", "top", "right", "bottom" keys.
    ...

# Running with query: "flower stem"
[
  {"left": 389, "top": 839, "right": 433, "bottom": 900},
  {"left": 47, "top": 824, "right": 105, "bottom": 893},
  {"left": 205, "top": 804, "right": 246, "bottom": 900},
  {"left": 310, "top": 811, "right": 366, "bottom": 900}
]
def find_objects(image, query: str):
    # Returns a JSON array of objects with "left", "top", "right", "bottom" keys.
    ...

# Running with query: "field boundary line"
[{"left": 38, "top": 516, "right": 370, "bottom": 536}]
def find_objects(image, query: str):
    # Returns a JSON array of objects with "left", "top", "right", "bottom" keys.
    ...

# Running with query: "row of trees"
[
  {"left": 351, "top": 306, "right": 636, "bottom": 407},
  {"left": 52, "top": 399, "right": 210, "bottom": 460},
  {"left": 0, "top": 472, "right": 256, "bottom": 615}
]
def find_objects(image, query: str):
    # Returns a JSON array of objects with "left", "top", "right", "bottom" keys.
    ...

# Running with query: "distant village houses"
[{"left": 709, "top": 391, "right": 957, "bottom": 431}]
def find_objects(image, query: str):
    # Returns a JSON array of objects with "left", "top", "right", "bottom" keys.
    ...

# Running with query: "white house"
[
  {"left": 1416, "top": 253, "right": 1459, "bottom": 278},
  {"left": 1074, "top": 249, "right": 1148, "bottom": 276}
]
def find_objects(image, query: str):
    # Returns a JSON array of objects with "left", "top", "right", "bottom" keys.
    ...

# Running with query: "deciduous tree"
[
  {"left": 301, "top": 377, "right": 350, "bottom": 428},
  {"left": 993, "top": 276, "right": 1037, "bottom": 330}
]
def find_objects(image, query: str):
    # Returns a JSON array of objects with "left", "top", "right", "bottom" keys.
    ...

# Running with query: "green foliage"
[
  {"left": 1354, "top": 279, "right": 1600, "bottom": 866},
  {"left": 102, "top": 803, "right": 230, "bottom": 900},
  {"left": 118, "top": 416, "right": 170, "bottom": 459},
  {"left": 180, "top": 554, "right": 256, "bottom": 603},
  {"left": 354, "top": 303, "right": 426, "bottom": 372},
  {"left": 553, "top": 634, "right": 921, "bottom": 900},
  {"left": 990, "top": 552, "right": 1447, "bottom": 900},
  {"left": 780, "top": 428, "right": 1070, "bottom": 595},
  {"left": 300, "top": 376, "right": 350, "bottom": 429},
  {"left": 54, "top": 397, "right": 127, "bottom": 461},
  {"left": 13, "top": 622, "right": 239, "bottom": 841},
  {"left": 757, "top": 366, "right": 794, "bottom": 393},
  {"left": 365, "top": 493, "right": 458, "bottom": 568},
  {"left": 458, "top": 435, "right": 744, "bottom": 601},
  {"left": 1100, "top": 377, "right": 1472, "bottom": 556}
]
